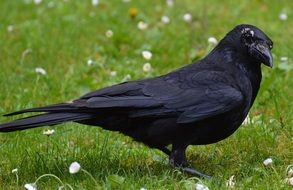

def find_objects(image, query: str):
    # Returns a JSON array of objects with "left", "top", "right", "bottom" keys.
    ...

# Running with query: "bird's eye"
[
  {"left": 269, "top": 44, "right": 273, "bottom": 49},
  {"left": 241, "top": 28, "right": 255, "bottom": 44}
]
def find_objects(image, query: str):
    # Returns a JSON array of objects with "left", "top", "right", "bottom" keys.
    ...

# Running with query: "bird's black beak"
[{"left": 251, "top": 43, "right": 273, "bottom": 68}]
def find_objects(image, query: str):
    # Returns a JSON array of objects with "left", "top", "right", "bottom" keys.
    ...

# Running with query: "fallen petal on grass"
[
  {"left": 35, "top": 67, "right": 47, "bottom": 75},
  {"left": 195, "top": 183, "right": 209, "bottom": 190},
  {"left": 263, "top": 158, "right": 273, "bottom": 166},
  {"left": 24, "top": 183, "right": 37, "bottom": 190},
  {"left": 43, "top": 129, "right": 55, "bottom": 136},
  {"left": 12, "top": 168, "right": 18, "bottom": 173},
  {"left": 288, "top": 177, "right": 293, "bottom": 187},
  {"left": 226, "top": 175, "right": 236, "bottom": 188},
  {"left": 69, "top": 162, "right": 81, "bottom": 174}
]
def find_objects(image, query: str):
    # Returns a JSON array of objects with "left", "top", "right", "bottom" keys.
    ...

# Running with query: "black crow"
[{"left": 0, "top": 24, "right": 273, "bottom": 178}]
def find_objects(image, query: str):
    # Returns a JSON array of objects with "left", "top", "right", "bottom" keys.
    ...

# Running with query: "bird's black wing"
[
  {"left": 75, "top": 66, "right": 244, "bottom": 124},
  {"left": 131, "top": 69, "right": 244, "bottom": 124}
]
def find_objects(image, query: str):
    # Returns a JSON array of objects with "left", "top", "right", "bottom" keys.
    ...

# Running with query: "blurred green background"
[{"left": 0, "top": 0, "right": 292, "bottom": 189}]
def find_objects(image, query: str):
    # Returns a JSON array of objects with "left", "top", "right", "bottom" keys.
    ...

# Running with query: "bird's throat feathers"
[{"left": 207, "top": 38, "right": 262, "bottom": 78}]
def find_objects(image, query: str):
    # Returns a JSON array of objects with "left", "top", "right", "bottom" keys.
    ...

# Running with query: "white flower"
[
  {"left": 12, "top": 168, "right": 18, "bottom": 173},
  {"left": 243, "top": 115, "right": 250, "bottom": 125},
  {"left": 279, "top": 12, "right": 288, "bottom": 21},
  {"left": 35, "top": 67, "right": 47, "bottom": 75},
  {"left": 7, "top": 25, "right": 14, "bottom": 32},
  {"left": 34, "top": 0, "right": 42, "bottom": 5},
  {"left": 161, "top": 16, "right": 170, "bottom": 24},
  {"left": 183, "top": 13, "right": 192, "bottom": 23},
  {"left": 87, "top": 59, "right": 94, "bottom": 66},
  {"left": 69, "top": 162, "right": 81, "bottom": 174},
  {"left": 208, "top": 37, "right": 218, "bottom": 45},
  {"left": 280, "top": 56, "right": 288, "bottom": 62},
  {"left": 288, "top": 177, "right": 293, "bottom": 187},
  {"left": 166, "top": 0, "right": 173, "bottom": 7},
  {"left": 226, "top": 175, "right": 236, "bottom": 188},
  {"left": 110, "top": 71, "right": 117, "bottom": 77},
  {"left": 105, "top": 30, "right": 113, "bottom": 38},
  {"left": 143, "top": 63, "right": 152, "bottom": 72},
  {"left": 137, "top": 21, "right": 148, "bottom": 30},
  {"left": 92, "top": 0, "right": 99, "bottom": 6},
  {"left": 288, "top": 168, "right": 293, "bottom": 177},
  {"left": 43, "top": 129, "right": 55, "bottom": 136},
  {"left": 140, "top": 188, "right": 147, "bottom": 190},
  {"left": 263, "top": 158, "right": 273, "bottom": 166},
  {"left": 142, "top": 50, "right": 152, "bottom": 60},
  {"left": 195, "top": 183, "right": 209, "bottom": 190},
  {"left": 24, "top": 183, "right": 37, "bottom": 190}
]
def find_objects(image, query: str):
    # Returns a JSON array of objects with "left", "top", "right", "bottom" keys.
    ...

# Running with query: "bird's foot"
[
  {"left": 170, "top": 158, "right": 212, "bottom": 179},
  {"left": 179, "top": 166, "right": 213, "bottom": 179}
]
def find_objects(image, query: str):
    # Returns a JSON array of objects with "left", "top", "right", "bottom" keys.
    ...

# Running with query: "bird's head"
[{"left": 226, "top": 24, "right": 274, "bottom": 68}]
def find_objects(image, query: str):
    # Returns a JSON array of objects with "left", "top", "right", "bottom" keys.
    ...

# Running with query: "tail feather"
[
  {"left": 3, "top": 103, "right": 77, "bottom": 116},
  {"left": 0, "top": 112, "right": 94, "bottom": 132}
]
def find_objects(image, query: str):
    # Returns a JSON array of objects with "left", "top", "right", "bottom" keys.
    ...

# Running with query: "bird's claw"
[{"left": 180, "top": 166, "right": 213, "bottom": 179}]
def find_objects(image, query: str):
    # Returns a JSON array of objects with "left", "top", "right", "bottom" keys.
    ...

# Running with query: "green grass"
[{"left": 0, "top": 0, "right": 293, "bottom": 189}]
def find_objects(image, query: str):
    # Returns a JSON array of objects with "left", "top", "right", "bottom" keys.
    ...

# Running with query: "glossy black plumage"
[{"left": 0, "top": 24, "right": 273, "bottom": 178}]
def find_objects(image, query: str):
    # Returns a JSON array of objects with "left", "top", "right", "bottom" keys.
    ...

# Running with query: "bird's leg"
[{"left": 169, "top": 144, "right": 212, "bottom": 179}]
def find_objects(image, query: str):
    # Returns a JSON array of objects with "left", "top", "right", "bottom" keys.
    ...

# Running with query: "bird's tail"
[{"left": 0, "top": 103, "right": 94, "bottom": 132}]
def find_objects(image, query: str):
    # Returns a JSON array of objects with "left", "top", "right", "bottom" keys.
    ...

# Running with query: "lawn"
[{"left": 0, "top": 0, "right": 292, "bottom": 189}]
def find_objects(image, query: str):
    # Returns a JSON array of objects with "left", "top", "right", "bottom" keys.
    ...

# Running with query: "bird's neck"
[{"left": 207, "top": 44, "right": 262, "bottom": 104}]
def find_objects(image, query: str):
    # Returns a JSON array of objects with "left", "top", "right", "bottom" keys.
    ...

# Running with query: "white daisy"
[
  {"left": 280, "top": 56, "right": 288, "bottom": 62},
  {"left": 142, "top": 50, "right": 152, "bottom": 60},
  {"left": 137, "top": 21, "right": 148, "bottom": 30},
  {"left": 208, "top": 37, "right": 218, "bottom": 45},
  {"left": 35, "top": 67, "right": 47, "bottom": 75},
  {"left": 166, "top": 0, "right": 173, "bottom": 7},
  {"left": 7, "top": 25, "right": 14, "bottom": 32},
  {"left": 279, "top": 12, "right": 288, "bottom": 21},
  {"left": 183, "top": 13, "right": 192, "bottom": 23},
  {"left": 34, "top": 0, "right": 42, "bottom": 5},
  {"left": 195, "top": 183, "right": 209, "bottom": 190},
  {"left": 105, "top": 30, "right": 113, "bottom": 38},
  {"left": 288, "top": 177, "right": 293, "bottom": 187},
  {"left": 110, "top": 71, "right": 117, "bottom": 77},
  {"left": 69, "top": 162, "right": 81, "bottom": 174},
  {"left": 263, "top": 158, "right": 273, "bottom": 166},
  {"left": 87, "top": 59, "right": 94, "bottom": 66},
  {"left": 24, "top": 183, "right": 37, "bottom": 190},
  {"left": 288, "top": 167, "right": 293, "bottom": 177},
  {"left": 161, "top": 16, "right": 170, "bottom": 24},
  {"left": 43, "top": 129, "right": 55, "bottom": 136},
  {"left": 143, "top": 63, "right": 152, "bottom": 72},
  {"left": 92, "top": 0, "right": 99, "bottom": 6},
  {"left": 226, "top": 175, "right": 236, "bottom": 188}
]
